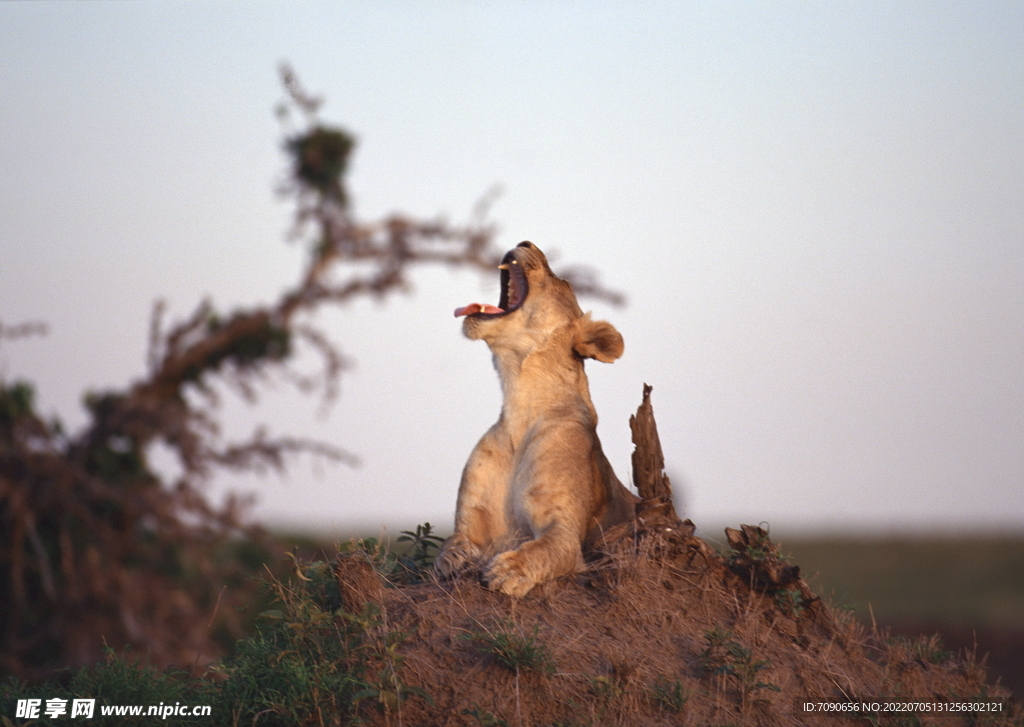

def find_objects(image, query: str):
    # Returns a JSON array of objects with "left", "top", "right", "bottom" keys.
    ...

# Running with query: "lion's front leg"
[
  {"left": 484, "top": 524, "right": 582, "bottom": 597},
  {"left": 484, "top": 427, "right": 595, "bottom": 597}
]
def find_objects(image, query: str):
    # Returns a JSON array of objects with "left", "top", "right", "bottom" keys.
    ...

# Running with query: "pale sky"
[{"left": 2, "top": 2, "right": 1022, "bottom": 540}]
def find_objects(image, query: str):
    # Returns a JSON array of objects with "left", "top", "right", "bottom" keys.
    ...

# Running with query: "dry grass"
[{"left": 336, "top": 530, "right": 1017, "bottom": 727}]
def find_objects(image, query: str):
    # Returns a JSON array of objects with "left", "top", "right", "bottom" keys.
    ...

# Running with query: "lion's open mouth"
[{"left": 454, "top": 253, "right": 528, "bottom": 318}]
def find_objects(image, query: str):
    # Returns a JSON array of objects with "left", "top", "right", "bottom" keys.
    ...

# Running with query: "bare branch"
[
  {"left": 0, "top": 320, "right": 48, "bottom": 344},
  {"left": 278, "top": 62, "right": 323, "bottom": 119},
  {"left": 0, "top": 66, "right": 627, "bottom": 680}
]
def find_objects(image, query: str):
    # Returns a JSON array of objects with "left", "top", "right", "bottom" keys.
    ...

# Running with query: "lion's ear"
[{"left": 574, "top": 314, "right": 624, "bottom": 363}]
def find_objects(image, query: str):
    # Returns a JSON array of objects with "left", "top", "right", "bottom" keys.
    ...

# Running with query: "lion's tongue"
[{"left": 454, "top": 303, "right": 503, "bottom": 317}]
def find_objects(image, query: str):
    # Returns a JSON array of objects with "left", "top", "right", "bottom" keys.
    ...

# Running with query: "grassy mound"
[
  {"left": 2, "top": 526, "right": 1017, "bottom": 726},
  {"left": 321, "top": 524, "right": 1013, "bottom": 727},
  {"left": 2, "top": 390, "right": 1014, "bottom": 725}
]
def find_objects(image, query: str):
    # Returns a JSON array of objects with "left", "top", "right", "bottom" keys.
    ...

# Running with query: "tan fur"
[{"left": 435, "top": 242, "right": 638, "bottom": 597}]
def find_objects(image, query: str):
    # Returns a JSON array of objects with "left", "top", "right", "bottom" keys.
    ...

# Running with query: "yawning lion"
[{"left": 435, "top": 241, "right": 638, "bottom": 597}]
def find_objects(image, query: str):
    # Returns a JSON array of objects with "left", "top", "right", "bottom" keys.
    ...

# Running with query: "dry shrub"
[{"left": 0, "top": 67, "right": 620, "bottom": 682}]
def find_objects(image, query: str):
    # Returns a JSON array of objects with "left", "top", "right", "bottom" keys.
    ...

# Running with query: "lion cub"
[{"left": 435, "top": 241, "right": 638, "bottom": 597}]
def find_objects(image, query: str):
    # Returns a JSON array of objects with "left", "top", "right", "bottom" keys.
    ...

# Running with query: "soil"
[{"left": 336, "top": 524, "right": 1017, "bottom": 727}]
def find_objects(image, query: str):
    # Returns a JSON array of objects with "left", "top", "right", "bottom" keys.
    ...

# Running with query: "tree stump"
[
  {"left": 595, "top": 385, "right": 713, "bottom": 566},
  {"left": 630, "top": 383, "right": 682, "bottom": 524}
]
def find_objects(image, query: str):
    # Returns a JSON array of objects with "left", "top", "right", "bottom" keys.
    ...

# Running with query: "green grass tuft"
[{"left": 463, "top": 618, "right": 557, "bottom": 675}]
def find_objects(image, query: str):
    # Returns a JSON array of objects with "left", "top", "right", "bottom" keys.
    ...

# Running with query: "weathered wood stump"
[{"left": 596, "top": 384, "right": 715, "bottom": 567}]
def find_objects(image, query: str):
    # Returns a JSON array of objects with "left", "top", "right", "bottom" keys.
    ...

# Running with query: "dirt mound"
[
  {"left": 335, "top": 519, "right": 1012, "bottom": 727},
  {"left": 327, "top": 387, "right": 1013, "bottom": 726}
]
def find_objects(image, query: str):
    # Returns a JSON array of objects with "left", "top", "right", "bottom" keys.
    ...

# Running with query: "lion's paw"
[
  {"left": 434, "top": 535, "right": 481, "bottom": 580},
  {"left": 484, "top": 551, "right": 538, "bottom": 598}
]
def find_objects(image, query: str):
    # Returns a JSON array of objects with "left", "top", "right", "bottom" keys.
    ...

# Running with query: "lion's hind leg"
[{"left": 434, "top": 532, "right": 485, "bottom": 580}]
